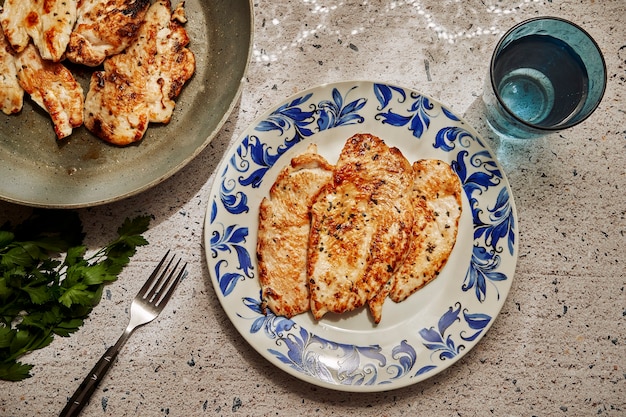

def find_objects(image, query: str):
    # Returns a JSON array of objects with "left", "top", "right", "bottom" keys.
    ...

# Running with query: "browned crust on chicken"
[
  {"left": 257, "top": 144, "right": 334, "bottom": 318},
  {"left": 0, "top": 0, "right": 77, "bottom": 62},
  {"left": 367, "top": 189, "right": 431, "bottom": 324},
  {"left": 66, "top": 0, "right": 151, "bottom": 67},
  {"left": 84, "top": 69, "right": 150, "bottom": 145},
  {"left": 15, "top": 43, "right": 83, "bottom": 139},
  {"left": 0, "top": 26, "right": 24, "bottom": 115},
  {"left": 146, "top": 1, "right": 195, "bottom": 123},
  {"left": 83, "top": 0, "right": 195, "bottom": 146}
]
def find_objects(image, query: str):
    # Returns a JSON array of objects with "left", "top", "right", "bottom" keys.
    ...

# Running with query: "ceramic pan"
[{"left": 0, "top": 0, "right": 253, "bottom": 208}]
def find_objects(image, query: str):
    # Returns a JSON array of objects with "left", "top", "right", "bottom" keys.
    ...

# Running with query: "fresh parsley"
[{"left": 0, "top": 210, "right": 150, "bottom": 381}]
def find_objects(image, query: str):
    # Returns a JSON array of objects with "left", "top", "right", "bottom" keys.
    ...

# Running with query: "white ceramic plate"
[{"left": 204, "top": 81, "right": 518, "bottom": 392}]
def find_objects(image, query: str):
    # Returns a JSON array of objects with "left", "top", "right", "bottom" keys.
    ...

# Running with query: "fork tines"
[{"left": 139, "top": 250, "right": 187, "bottom": 307}]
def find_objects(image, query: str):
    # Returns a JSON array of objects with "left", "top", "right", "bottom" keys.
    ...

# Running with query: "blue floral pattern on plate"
[{"left": 204, "top": 81, "right": 518, "bottom": 392}]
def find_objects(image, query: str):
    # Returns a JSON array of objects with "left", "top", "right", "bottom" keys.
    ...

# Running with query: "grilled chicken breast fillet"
[
  {"left": 0, "top": 27, "right": 23, "bottom": 115},
  {"left": 257, "top": 144, "right": 334, "bottom": 318},
  {"left": 307, "top": 133, "right": 414, "bottom": 320},
  {"left": 0, "top": 0, "right": 77, "bottom": 62},
  {"left": 66, "top": 0, "right": 151, "bottom": 67},
  {"left": 144, "top": 1, "right": 195, "bottom": 124},
  {"left": 15, "top": 43, "right": 83, "bottom": 139},
  {"left": 84, "top": 0, "right": 195, "bottom": 145},
  {"left": 388, "top": 159, "right": 462, "bottom": 302},
  {"left": 0, "top": 2, "right": 29, "bottom": 54},
  {"left": 369, "top": 159, "right": 462, "bottom": 322}
]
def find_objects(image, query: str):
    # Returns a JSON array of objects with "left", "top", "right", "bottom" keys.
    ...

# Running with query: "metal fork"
[{"left": 59, "top": 251, "right": 187, "bottom": 417}]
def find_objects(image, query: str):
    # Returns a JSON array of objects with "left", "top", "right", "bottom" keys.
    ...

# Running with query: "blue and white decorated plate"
[{"left": 203, "top": 81, "right": 518, "bottom": 392}]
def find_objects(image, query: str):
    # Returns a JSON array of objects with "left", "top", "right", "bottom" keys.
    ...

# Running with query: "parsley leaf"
[
  {"left": 0, "top": 210, "right": 150, "bottom": 381},
  {"left": 0, "top": 361, "right": 34, "bottom": 381}
]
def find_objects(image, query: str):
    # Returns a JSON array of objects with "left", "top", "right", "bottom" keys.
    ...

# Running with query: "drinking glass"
[{"left": 483, "top": 17, "right": 607, "bottom": 139}]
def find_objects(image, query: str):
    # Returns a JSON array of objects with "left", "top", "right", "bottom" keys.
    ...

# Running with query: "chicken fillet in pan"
[
  {"left": 15, "top": 43, "right": 83, "bottom": 139},
  {"left": 84, "top": 0, "right": 195, "bottom": 146},
  {"left": 66, "top": 0, "right": 151, "bottom": 67},
  {"left": 0, "top": 0, "right": 77, "bottom": 62},
  {"left": 0, "top": 27, "right": 23, "bottom": 115}
]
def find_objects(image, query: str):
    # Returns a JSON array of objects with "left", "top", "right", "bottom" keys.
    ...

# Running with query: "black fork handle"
[{"left": 59, "top": 344, "right": 120, "bottom": 417}]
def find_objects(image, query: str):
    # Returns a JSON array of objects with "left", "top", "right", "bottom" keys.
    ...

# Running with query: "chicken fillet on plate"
[
  {"left": 307, "top": 133, "right": 415, "bottom": 321},
  {"left": 257, "top": 144, "right": 334, "bottom": 318}
]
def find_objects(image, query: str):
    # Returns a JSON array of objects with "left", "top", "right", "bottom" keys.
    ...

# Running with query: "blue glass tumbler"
[{"left": 483, "top": 17, "right": 607, "bottom": 139}]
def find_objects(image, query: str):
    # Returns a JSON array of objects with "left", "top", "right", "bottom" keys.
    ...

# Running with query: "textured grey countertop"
[{"left": 1, "top": 1, "right": 625, "bottom": 416}]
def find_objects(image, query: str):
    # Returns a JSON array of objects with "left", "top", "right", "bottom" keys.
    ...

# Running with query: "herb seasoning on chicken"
[{"left": 307, "top": 133, "right": 414, "bottom": 320}]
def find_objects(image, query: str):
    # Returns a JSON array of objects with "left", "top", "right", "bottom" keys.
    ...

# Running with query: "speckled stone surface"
[{"left": 1, "top": 1, "right": 625, "bottom": 416}]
